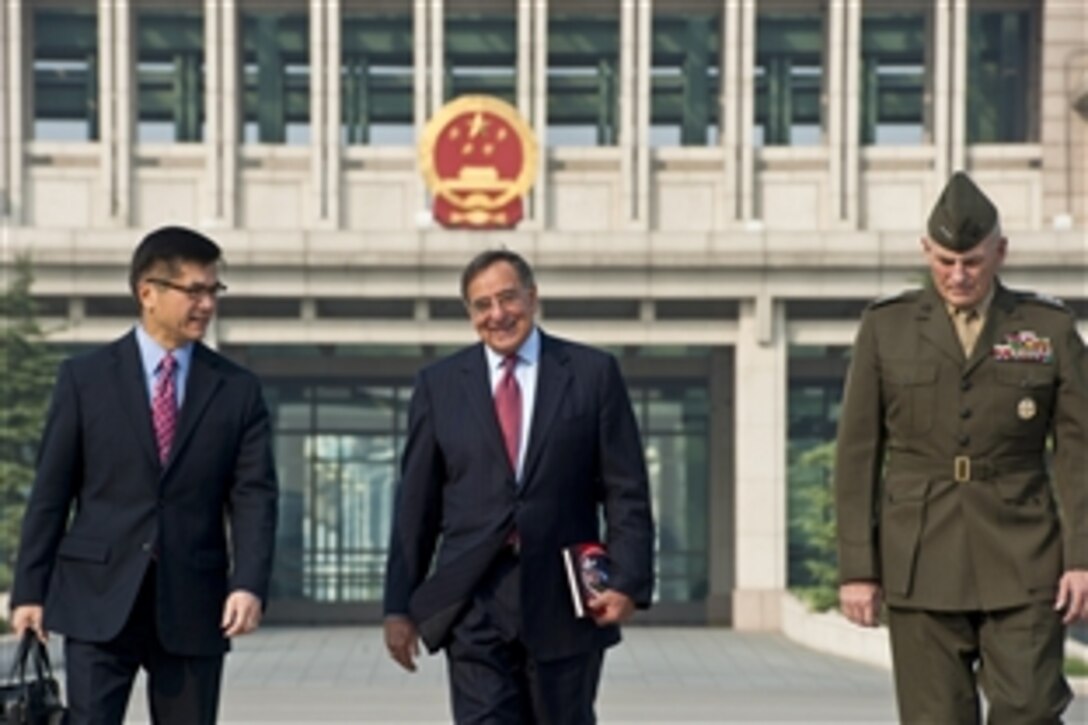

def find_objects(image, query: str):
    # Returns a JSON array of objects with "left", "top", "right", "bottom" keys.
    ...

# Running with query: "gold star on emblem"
[{"left": 467, "top": 112, "right": 489, "bottom": 139}]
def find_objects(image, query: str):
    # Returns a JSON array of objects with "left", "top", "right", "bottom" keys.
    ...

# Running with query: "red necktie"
[
  {"left": 152, "top": 353, "right": 178, "bottom": 464},
  {"left": 494, "top": 355, "right": 521, "bottom": 473}
]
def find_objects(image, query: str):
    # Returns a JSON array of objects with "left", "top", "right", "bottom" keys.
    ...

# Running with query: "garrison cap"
[{"left": 926, "top": 172, "right": 999, "bottom": 252}]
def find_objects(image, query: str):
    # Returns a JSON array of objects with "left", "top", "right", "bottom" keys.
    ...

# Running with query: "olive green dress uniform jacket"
[{"left": 835, "top": 282, "right": 1088, "bottom": 610}]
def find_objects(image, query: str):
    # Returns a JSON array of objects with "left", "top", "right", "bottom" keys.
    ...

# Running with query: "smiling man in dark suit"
[
  {"left": 383, "top": 249, "right": 654, "bottom": 724},
  {"left": 9, "top": 226, "right": 278, "bottom": 724}
]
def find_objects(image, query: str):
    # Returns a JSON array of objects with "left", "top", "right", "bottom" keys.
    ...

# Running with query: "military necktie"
[
  {"left": 494, "top": 354, "right": 521, "bottom": 474},
  {"left": 152, "top": 352, "right": 178, "bottom": 464},
  {"left": 953, "top": 308, "right": 981, "bottom": 357}
]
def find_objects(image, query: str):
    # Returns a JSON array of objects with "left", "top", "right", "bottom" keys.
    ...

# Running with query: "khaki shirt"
[{"left": 946, "top": 286, "right": 995, "bottom": 356}]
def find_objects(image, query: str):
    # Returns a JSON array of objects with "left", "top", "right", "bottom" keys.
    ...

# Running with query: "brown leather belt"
[{"left": 887, "top": 454, "right": 1042, "bottom": 483}]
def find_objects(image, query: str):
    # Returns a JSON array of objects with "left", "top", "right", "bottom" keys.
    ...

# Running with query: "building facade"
[{"left": 1, "top": 0, "right": 1086, "bottom": 629}]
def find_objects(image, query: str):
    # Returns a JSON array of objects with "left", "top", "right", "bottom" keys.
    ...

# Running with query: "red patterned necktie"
[
  {"left": 152, "top": 353, "right": 178, "bottom": 464},
  {"left": 494, "top": 354, "right": 522, "bottom": 473}
]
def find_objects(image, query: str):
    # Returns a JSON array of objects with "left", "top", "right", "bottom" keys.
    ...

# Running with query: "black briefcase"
[{"left": 0, "top": 632, "right": 65, "bottom": 725}]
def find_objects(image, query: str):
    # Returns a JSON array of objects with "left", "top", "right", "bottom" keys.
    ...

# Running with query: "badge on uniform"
[
  {"left": 991, "top": 331, "right": 1053, "bottom": 363},
  {"left": 1017, "top": 396, "right": 1037, "bottom": 420}
]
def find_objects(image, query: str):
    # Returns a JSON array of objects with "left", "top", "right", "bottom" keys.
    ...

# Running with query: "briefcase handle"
[{"left": 7, "top": 632, "right": 56, "bottom": 687}]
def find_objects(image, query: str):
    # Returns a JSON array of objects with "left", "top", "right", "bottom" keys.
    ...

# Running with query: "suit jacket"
[
  {"left": 384, "top": 331, "right": 654, "bottom": 662},
  {"left": 11, "top": 330, "right": 278, "bottom": 656},
  {"left": 835, "top": 282, "right": 1088, "bottom": 610}
]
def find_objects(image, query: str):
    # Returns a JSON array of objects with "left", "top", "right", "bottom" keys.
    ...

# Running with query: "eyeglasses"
[
  {"left": 467, "top": 288, "right": 525, "bottom": 317},
  {"left": 146, "top": 277, "right": 228, "bottom": 301}
]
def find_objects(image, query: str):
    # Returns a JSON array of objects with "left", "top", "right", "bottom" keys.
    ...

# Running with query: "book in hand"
[{"left": 561, "top": 542, "right": 610, "bottom": 618}]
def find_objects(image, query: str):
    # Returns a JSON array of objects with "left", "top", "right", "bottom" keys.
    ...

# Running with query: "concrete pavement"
[
  {"left": 4, "top": 625, "right": 1083, "bottom": 723},
  {"left": 110, "top": 626, "right": 1081, "bottom": 724}
]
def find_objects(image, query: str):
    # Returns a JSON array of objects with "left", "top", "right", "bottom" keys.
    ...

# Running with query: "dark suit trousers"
[
  {"left": 887, "top": 603, "right": 1071, "bottom": 725},
  {"left": 63, "top": 566, "right": 225, "bottom": 725},
  {"left": 445, "top": 550, "right": 604, "bottom": 725}
]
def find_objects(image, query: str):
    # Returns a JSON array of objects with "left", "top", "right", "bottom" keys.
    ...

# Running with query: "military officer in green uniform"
[{"left": 834, "top": 171, "right": 1088, "bottom": 723}]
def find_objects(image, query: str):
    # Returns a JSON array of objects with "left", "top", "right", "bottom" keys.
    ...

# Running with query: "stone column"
[
  {"left": 413, "top": 0, "right": 428, "bottom": 221},
  {"left": 634, "top": 0, "right": 651, "bottom": 229},
  {"left": 732, "top": 294, "right": 788, "bottom": 630},
  {"left": 950, "top": 0, "right": 968, "bottom": 173},
  {"left": 429, "top": 0, "right": 444, "bottom": 113},
  {"left": 1040, "top": 0, "right": 1088, "bottom": 224},
  {"left": 532, "top": 0, "right": 547, "bottom": 229},
  {"left": 738, "top": 0, "right": 756, "bottom": 222},
  {"left": 325, "top": 0, "right": 341, "bottom": 229},
  {"left": 113, "top": 0, "right": 133, "bottom": 225},
  {"left": 205, "top": 0, "right": 239, "bottom": 227},
  {"left": 720, "top": 0, "right": 740, "bottom": 224},
  {"left": 619, "top": 0, "right": 636, "bottom": 226},
  {"left": 308, "top": 0, "right": 338, "bottom": 229},
  {"left": 826, "top": 0, "right": 845, "bottom": 224},
  {"left": 203, "top": 0, "right": 221, "bottom": 224},
  {"left": 517, "top": 0, "right": 541, "bottom": 228},
  {"left": 933, "top": 0, "right": 952, "bottom": 182},
  {"left": 0, "top": 0, "right": 19, "bottom": 222},
  {"left": 97, "top": 0, "right": 118, "bottom": 225},
  {"left": 843, "top": 0, "right": 861, "bottom": 226}
]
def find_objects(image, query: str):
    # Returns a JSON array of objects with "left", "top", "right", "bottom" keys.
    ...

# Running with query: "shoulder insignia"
[
  {"left": 1014, "top": 290, "right": 1071, "bottom": 313},
  {"left": 868, "top": 289, "right": 922, "bottom": 310}
]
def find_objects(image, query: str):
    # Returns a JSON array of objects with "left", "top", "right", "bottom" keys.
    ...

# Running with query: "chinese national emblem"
[{"left": 419, "top": 96, "right": 539, "bottom": 229}]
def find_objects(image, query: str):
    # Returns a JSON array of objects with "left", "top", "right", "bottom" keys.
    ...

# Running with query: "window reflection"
[
  {"left": 267, "top": 380, "right": 709, "bottom": 605},
  {"left": 33, "top": 7, "right": 98, "bottom": 141}
]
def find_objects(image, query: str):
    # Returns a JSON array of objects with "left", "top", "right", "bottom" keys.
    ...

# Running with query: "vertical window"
[
  {"left": 548, "top": 3, "right": 620, "bottom": 146},
  {"left": 445, "top": 4, "right": 516, "bottom": 105},
  {"left": 650, "top": 11, "right": 720, "bottom": 147},
  {"left": 342, "top": 3, "right": 414, "bottom": 146},
  {"left": 786, "top": 346, "right": 849, "bottom": 608},
  {"left": 967, "top": 7, "right": 1035, "bottom": 143},
  {"left": 754, "top": 13, "right": 822, "bottom": 146},
  {"left": 136, "top": 9, "right": 204, "bottom": 143},
  {"left": 268, "top": 383, "right": 410, "bottom": 603},
  {"left": 32, "top": 7, "right": 98, "bottom": 141},
  {"left": 241, "top": 10, "right": 309, "bottom": 145},
  {"left": 632, "top": 384, "right": 710, "bottom": 603},
  {"left": 860, "top": 12, "right": 925, "bottom": 145}
]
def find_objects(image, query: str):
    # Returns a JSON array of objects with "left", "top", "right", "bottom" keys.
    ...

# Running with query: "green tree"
[
  {"left": 0, "top": 257, "right": 60, "bottom": 590},
  {"left": 788, "top": 440, "right": 839, "bottom": 611}
]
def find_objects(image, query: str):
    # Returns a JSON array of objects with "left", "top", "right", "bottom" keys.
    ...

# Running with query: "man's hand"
[
  {"left": 588, "top": 589, "right": 635, "bottom": 626},
  {"left": 384, "top": 615, "right": 420, "bottom": 673},
  {"left": 839, "top": 581, "right": 883, "bottom": 627},
  {"left": 221, "top": 590, "right": 263, "bottom": 637},
  {"left": 1056, "top": 570, "right": 1088, "bottom": 624},
  {"left": 10, "top": 605, "right": 46, "bottom": 642}
]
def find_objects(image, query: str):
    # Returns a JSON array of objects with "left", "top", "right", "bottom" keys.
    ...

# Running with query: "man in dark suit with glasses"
[{"left": 10, "top": 226, "right": 278, "bottom": 724}]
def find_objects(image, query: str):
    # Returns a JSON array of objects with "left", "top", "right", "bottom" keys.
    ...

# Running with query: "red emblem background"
[{"left": 419, "top": 97, "right": 539, "bottom": 229}]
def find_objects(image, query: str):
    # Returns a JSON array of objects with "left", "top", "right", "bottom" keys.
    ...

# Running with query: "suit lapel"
[
  {"left": 917, "top": 286, "right": 965, "bottom": 365},
  {"left": 460, "top": 345, "right": 510, "bottom": 472},
  {"left": 114, "top": 331, "right": 161, "bottom": 468},
  {"left": 520, "top": 333, "right": 571, "bottom": 490},
  {"left": 166, "top": 343, "right": 223, "bottom": 472}
]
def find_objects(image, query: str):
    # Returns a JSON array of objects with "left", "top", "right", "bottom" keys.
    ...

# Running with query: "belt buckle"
[{"left": 954, "top": 455, "right": 971, "bottom": 483}]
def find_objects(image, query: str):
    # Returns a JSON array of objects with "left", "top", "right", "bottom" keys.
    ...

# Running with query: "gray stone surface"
[
  {"left": 108, "top": 626, "right": 1081, "bottom": 723},
  {"left": 0, "top": 625, "right": 1084, "bottom": 722}
]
